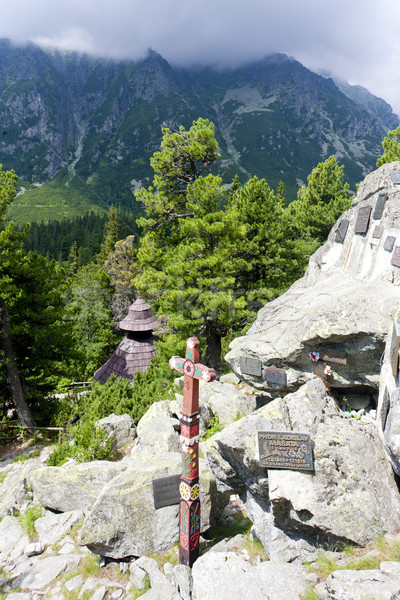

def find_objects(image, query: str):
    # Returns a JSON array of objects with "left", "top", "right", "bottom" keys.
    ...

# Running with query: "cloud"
[{"left": 1, "top": 0, "right": 400, "bottom": 110}]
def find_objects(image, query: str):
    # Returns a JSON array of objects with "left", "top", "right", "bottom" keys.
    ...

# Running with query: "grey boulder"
[
  {"left": 96, "top": 413, "right": 137, "bottom": 450},
  {"left": 315, "top": 561, "right": 400, "bottom": 600}
]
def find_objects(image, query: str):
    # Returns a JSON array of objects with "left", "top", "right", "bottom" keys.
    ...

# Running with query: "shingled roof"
[{"left": 93, "top": 297, "right": 160, "bottom": 384}]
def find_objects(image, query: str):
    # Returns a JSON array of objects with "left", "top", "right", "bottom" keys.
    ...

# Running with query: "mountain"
[{"left": 0, "top": 40, "right": 397, "bottom": 224}]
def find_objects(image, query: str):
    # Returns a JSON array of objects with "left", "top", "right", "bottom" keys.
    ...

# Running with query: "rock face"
[
  {"left": 96, "top": 413, "right": 137, "bottom": 450},
  {"left": 206, "top": 379, "right": 400, "bottom": 561},
  {"left": 226, "top": 161, "right": 400, "bottom": 395}
]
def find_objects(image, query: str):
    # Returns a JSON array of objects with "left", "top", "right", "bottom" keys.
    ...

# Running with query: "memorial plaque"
[
  {"left": 318, "top": 347, "right": 347, "bottom": 365},
  {"left": 372, "top": 225, "right": 383, "bottom": 239},
  {"left": 335, "top": 219, "right": 349, "bottom": 243},
  {"left": 152, "top": 474, "right": 181, "bottom": 509},
  {"left": 384, "top": 236, "right": 396, "bottom": 252},
  {"left": 381, "top": 387, "right": 390, "bottom": 430},
  {"left": 390, "top": 171, "right": 400, "bottom": 184},
  {"left": 240, "top": 356, "right": 262, "bottom": 377},
  {"left": 313, "top": 361, "right": 327, "bottom": 378},
  {"left": 258, "top": 431, "right": 313, "bottom": 471},
  {"left": 373, "top": 193, "right": 387, "bottom": 220},
  {"left": 354, "top": 206, "right": 372, "bottom": 234},
  {"left": 264, "top": 365, "right": 287, "bottom": 386},
  {"left": 389, "top": 321, "right": 400, "bottom": 377},
  {"left": 391, "top": 246, "right": 400, "bottom": 268}
]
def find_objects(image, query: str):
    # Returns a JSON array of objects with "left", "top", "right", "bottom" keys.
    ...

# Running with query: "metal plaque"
[
  {"left": 240, "top": 356, "right": 262, "bottom": 377},
  {"left": 381, "top": 387, "right": 390, "bottom": 431},
  {"left": 318, "top": 347, "right": 347, "bottom": 365},
  {"left": 354, "top": 206, "right": 372, "bottom": 234},
  {"left": 373, "top": 193, "right": 387, "bottom": 220},
  {"left": 390, "top": 171, "right": 400, "bottom": 184},
  {"left": 258, "top": 431, "right": 313, "bottom": 471},
  {"left": 313, "top": 361, "right": 327, "bottom": 378},
  {"left": 152, "top": 474, "right": 181, "bottom": 509},
  {"left": 335, "top": 220, "right": 349, "bottom": 243},
  {"left": 389, "top": 321, "right": 400, "bottom": 377},
  {"left": 391, "top": 247, "right": 400, "bottom": 268},
  {"left": 384, "top": 236, "right": 396, "bottom": 252},
  {"left": 372, "top": 225, "right": 383, "bottom": 239},
  {"left": 264, "top": 366, "right": 287, "bottom": 386}
]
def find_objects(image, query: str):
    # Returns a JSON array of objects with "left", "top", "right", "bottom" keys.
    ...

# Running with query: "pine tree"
[{"left": 377, "top": 124, "right": 400, "bottom": 166}]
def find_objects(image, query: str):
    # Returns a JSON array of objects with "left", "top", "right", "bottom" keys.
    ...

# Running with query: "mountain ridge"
[{"left": 0, "top": 40, "right": 397, "bottom": 223}]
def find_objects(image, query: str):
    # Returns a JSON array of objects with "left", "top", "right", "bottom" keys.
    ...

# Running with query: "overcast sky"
[{"left": 1, "top": 0, "right": 400, "bottom": 114}]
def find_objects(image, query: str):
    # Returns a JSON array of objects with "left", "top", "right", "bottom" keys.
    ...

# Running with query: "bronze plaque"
[
  {"left": 373, "top": 193, "right": 387, "bottom": 220},
  {"left": 384, "top": 236, "right": 396, "bottom": 252},
  {"left": 390, "top": 171, "right": 400, "bottom": 184},
  {"left": 335, "top": 220, "right": 349, "bottom": 243},
  {"left": 258, "top": 431, "right": 313, "bottom": 471},
  {"left": 152, "top": 474, "right": 181, "bottom": 509},
  {"left": 318, "top": 347, "right": 347, "bottom": 365},
  {"left": 389, "top": 321, "right": 400, "bottom": 377},
  {"left": 372, "top": 225, "right": 383, "bottom": 239},
  {"left": 354, "top": 207, "right": 372, "bottom": 234},
  {"left": 313, "top": 361, "right": 327, "bottom": 378},
  {"left": 264, "top": 366, "right": 287, "bottom": 386},
  {"left": 240, "top": 356, "right": 262, "bottom": 377},
  {"left": 391, "top": 247, "right": 400, "bottom": 268}
]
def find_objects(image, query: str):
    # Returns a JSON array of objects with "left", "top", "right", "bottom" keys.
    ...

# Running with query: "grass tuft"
[{"left": 18, "top": 505, "right": 42, "bottom": 540}]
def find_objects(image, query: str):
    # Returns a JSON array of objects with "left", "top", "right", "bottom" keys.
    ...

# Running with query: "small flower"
[
  {"left": 324, "top": 365, "right": 332, "bottom": 376},
  {"left": 190, "top": 448, "right": 193, "bottom": 454},
  {"left": 309, "top": 351, "right": 320, "bottom": 362}
]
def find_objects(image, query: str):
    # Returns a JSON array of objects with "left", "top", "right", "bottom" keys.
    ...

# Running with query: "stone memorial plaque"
[
  {"left": 390, "top": 171, "right": 400, "bottom": 184},
  {"left": 313, "top": 361, "right": 327, "bottom": 378},
  {"left": 373, "top": 193, "right": 387, "bottom": 220},
  {"left": 389, "top": 321, "right": 400, "bottom": 377},
  {"left": 372, "top": 225, "right": 383, "bottom": 239},
  {"left": 335, "top": 220, "right": 349, "bottom": 243},
  {"left": 391, "top": 247, "right": 400, "bottom": 268},
  {"left": 240, "top": 356, "right": 262, "bottom": 377},
  {"left": 381, "top": 387, "right": 390, "bottom": 430},
  {"left": 318, "top": 347, "right": 347, "bottom": 365},
  {"left": 384, "top": 236, "right": 396, "bottom": 252},
  {"left": 258, "top": 431, "right": 313, "bottom": 471},
  {"left": 354, "top": 207, "right": 372, "bottom": 234},
  {"left": 152, "top": 473, "right": 181, "bottom": 509},
  {"left": 264, "top": 365, "right": 287, "bottom": 386}
]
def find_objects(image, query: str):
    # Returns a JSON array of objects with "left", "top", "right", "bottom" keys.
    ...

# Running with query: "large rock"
[
  {"left": 96, "top": 413, "right": 137, "bottom": 450},
  {"left": 28, "top": 461, "right": 126, "bottom": 513},
  {"left": 191, "top": 551, "right": 307, "bottom": 600},
  {"left": 134, "top": 401, "right": 180, "bottom": 454},
  {"left": 226, "top": 162, "right": 400, "bottom": 393},
  {"left": 35, "top": 509, "right": 84, "bottom": 545},
  {"left": 315, "top": 561, "right": 400, "bottom": 600},
  {"left": 206, "top": 379, "right": 400, "bottom": 558},
  {"left": 198, "top": 380, "right": 258, "bottom": 425},
  {"left": 0, "top": 460, "right": 42, "bottom": 517},
  {"left": 0, "top": 516, "right": 25, "bottom": 558},
  {"left": 79, "top": 449, "right": 228, "bottom": 558},
  {"left": 11, "top": 554, "right": 81, "bottom": 590}
]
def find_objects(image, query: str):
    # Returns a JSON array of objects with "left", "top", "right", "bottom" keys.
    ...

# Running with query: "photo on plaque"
[{"left": 258, "top": 431, "right": 313, "bottom": 471}]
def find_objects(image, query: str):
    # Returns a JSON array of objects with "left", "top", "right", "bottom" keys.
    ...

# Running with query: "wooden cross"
[{"left": 169, "top": 336, "right": 216, "bottom": 567}]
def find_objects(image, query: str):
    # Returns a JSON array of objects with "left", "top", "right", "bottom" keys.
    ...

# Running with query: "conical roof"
[
  {"left": 93, "top": 334, "right": 157, "bottom": 384},
  {"left": 119, "top": 297, "right": 161, "bottom": 332}
]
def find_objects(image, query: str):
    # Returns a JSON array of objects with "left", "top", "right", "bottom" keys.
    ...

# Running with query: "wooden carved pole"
[{"left": 169, "top": 337, "right": 216, "bottom": 567}]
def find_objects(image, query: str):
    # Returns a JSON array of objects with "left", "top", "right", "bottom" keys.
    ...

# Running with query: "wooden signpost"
[{"left": 169, "top": 337, "right": 216, "bottom": 567}]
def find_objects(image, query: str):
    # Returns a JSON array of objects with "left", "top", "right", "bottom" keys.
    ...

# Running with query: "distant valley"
[{"left": 0, "top": 40, "right": 397, "bottom": 224}]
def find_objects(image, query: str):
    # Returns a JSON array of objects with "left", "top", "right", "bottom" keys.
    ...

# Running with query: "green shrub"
[{"left": 18, "top": 505, "right": 42, "bottom": 540}]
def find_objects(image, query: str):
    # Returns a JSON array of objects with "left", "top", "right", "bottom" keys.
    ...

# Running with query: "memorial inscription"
[
  {"left": 384, "top": 236, "right": 396, "bottom": 252},
  {"left": 390, "top": 171, "right": 400, "bottom": 184},
  {"left": 264, "top": 365, "right": 287, "bottom": 386},
  {"left": 391, "top": 247, "right": 400, "bottom": 268},
  {"left": 335, "top": 220, "right": 349, "bottom": 243},
  {"left": 152, "top": 474, "right": 181, "bottom": 509},
  {"left": 373, "top": 193, "right": 387, "bottom": 220},
  {"left": 318, "top": 347, "right": 347, "bottom": 365},
  {"left": 354, "top": 206, "right": 372, "bottom": 234},
  {"left": 389, "top": 321, "right": 400, "bottom": 377},
  {"left": 258, "top": 431, "right": 313, "bottom": 471},
  {"left": 313, "top": 361, "right": 327, "bottom": 378},
  {"left": 372, "top": 225, "right": 383, "bottom": 239},
  {"left": 240, "top": 356, "right": 262, "bottom": 377}
]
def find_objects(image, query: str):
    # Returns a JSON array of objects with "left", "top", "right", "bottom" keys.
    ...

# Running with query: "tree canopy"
[{"left": 377, "top": 124, "right": 400, "bottom": 166}]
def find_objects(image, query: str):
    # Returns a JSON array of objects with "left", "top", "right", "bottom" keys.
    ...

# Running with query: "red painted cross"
[
  {"left": 169, "top": 336, "right": 216, "bottom": 567},
  {"left": 169, "top": 336, "right": 216, "bottom": 416}
]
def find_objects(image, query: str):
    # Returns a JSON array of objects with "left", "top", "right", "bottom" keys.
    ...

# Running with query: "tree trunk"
[
  {"left": 0, "top": 298, "right": 36, "bottom": 429},
  {"left": 205, "top": 323, "right": 222, "bottom": 373}
]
